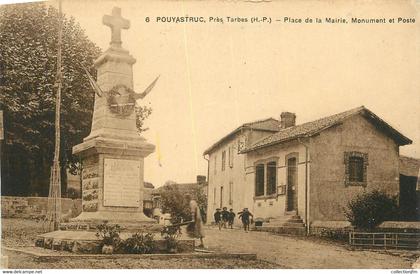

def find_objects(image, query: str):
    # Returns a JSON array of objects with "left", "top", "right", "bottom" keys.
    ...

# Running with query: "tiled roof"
[
  {"left": 242, "top": 118, "right": 281, "bottom": 132},
  {"left": 242, "top": 106, "right": 412, "bottom": 153},
  {"left": 203, "top": 118, "right": 280, "bottom": 155}
]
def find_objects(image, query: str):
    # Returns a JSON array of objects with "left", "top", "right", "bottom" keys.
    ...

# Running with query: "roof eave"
[
  {"left": 361, "top": 109, "right": 413, "bottom": 146},
  {"left": 203, "top": 125, "right": 279, "bottom": 155},
  {"left": 241, "top": 134, "right": 310, "bottom": 154},
  {"left": 203, "top": 127, "right": 242, "bottom": 155}
]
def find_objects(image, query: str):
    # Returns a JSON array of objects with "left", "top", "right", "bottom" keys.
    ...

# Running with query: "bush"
[
  {"left": 319, "top": 228, "right": 349, "bottom": 242},
  {"left": 159, "top": 181, "right": 207, "bottom": 224},
  {"left": 161, "top": 225, "right": 180, "bottom": 252},
  {"left": 159, "top": 183, "right": 191, "bottom": 224},
  {"left": 95, "top": 222, "right": 122, "bottom": 247},
  {"left": 122, "top": 233, "right": 156, "bottom": 254},
  {"left": 345, "top": 190, "right": 398, "bottom": 230}
]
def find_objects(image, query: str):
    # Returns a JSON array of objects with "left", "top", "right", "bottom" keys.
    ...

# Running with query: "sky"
[{"left": 18, "top": 0, "right": 420, "bottom": 187}]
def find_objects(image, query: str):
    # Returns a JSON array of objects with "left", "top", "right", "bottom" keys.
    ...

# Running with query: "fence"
[{"left": 349, "top": 231, "right": 420, "bottom": 250}]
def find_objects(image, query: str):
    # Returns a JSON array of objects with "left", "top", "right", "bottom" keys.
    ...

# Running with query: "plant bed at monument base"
[{"left": 35, "top": 236, "right": 195, "bottom": 254}]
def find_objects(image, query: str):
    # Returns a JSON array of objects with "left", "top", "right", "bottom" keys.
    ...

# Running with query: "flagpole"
[{"left": 46, "top": 0, "right": 63, "bottom": 232}]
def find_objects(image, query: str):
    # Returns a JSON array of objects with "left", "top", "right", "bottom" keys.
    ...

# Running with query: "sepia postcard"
[{"left": 0, "top": 0, "right": 419, "bottom": 272}]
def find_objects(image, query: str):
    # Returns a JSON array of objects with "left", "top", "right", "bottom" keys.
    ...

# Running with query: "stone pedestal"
[{"left": 71, "top": 137, "right": 155, "bottom": 227}]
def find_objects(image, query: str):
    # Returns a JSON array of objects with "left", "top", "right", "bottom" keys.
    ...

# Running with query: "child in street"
[
  {"left": 221, "top": 207, "right": 230, "bottom": 229},
  {"left": 238, "top": 208, "right": 253, "bottom": 232},
  {"left": 214, "top": 208, "right": 222, "bottom": 230},
  {"left": 228, "top": 208, "right": 235, "bottom": 229}
]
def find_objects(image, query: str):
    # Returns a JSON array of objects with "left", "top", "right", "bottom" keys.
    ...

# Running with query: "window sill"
[
  {"left": 345, "top": 181, "right": 367, "bottom": 187},
  {"left": 253, "top": 194, "right": 283, "bottom": 201}
]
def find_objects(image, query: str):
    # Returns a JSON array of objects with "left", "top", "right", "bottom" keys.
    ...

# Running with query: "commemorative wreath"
[{"left": 107, "top": 84, "right": 136, "bottom": 117}]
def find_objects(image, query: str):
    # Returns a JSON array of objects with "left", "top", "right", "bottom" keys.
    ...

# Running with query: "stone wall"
[
  {"left": 309, "top": 114, "right": 400, "bottom": 222},
  {"left": 1, "top": 196, "right": 82, "bottom": 218}
]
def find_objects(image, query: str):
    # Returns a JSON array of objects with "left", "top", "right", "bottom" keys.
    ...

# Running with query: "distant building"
[
  {"left": 143, "top": 181, "right": 155, "bottom": 215},
  {"left": 204, "top": 106, "right": 413, "bottom": 230},
  {"left": 196, "top": 175, "right": 208, "bottom": 197},
  {"left": 399, "top": 155, "right": 420, "bottom": 220}
]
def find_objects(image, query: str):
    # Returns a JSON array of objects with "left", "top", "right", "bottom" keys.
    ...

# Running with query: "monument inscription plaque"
[{"left": 103, "top": 158, "right": 141, "bottom": 207}]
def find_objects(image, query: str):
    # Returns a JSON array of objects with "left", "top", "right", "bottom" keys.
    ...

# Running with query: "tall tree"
[
  {"left": 4, "top": 4, "right": 76, "bottom": 197},
  {"left": 0, "top": 3, "right": 152, "bottom": 197},
  {"left": 0, "top": 2, "right": 101, "bottom": 196}
]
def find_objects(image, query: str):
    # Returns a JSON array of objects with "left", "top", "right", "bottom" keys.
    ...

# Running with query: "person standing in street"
[
  {"left": 228, "top": 208, "right": 235, "bottom": 229},
  {"left": 187, "top": 199, "right": 205, "bottom": 248},
  {"left": 214, "top": 208, "right": 222, "bottom": 230},
  {"left": 221, "top": 207, "right": 229, "bottom": 229},
  {"left": 238, "top": 208, "right": 253, "bottom": 232}
]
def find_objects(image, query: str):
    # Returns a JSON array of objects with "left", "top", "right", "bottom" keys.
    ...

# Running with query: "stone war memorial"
[
  {"left": 71, "top": 6, "right": 156, "bottom": 227},
  {"left": 35, "top": 7, "right": 170, "bottom": 252}
]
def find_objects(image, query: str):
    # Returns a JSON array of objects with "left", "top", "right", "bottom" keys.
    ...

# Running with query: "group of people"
[{"left": 214, "top": 207, "right": 253, "bottom": 232}]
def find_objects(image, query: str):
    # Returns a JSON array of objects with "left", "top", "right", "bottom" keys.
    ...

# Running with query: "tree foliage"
[
  {"left": 159, "top": 181, "right": 208, "bottom": 224},
  {"left": 345, "top": 190, "right": 398, "bottom": 230},
  {"left": 0, "top": 3, "right": 152, "bottom": 197},
  {"left": 159, "top": 183, "right": 190, "bottom": 224},
  {"left": 0, "top": 2, "right": 102, "bottom": 196},
  {"left": 135, "top": 104, "right": 152, "bottom": 134}
]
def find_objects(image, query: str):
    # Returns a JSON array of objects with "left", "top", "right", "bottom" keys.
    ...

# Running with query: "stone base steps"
[
  {"left": 256, "top": 213, "right": 306, "bottom": 236},
  {"left": 264, "top": 214, "right": 303, "bottom": 225},
  {"left": 257, "top": 225, "right": 306, "bottom": 236}
]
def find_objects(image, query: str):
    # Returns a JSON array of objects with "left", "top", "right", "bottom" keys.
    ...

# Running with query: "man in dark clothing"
[
  {"left": 214, "top": 208, "right": 222, "bottom": 230},
  {"left": 238, "top": 208, "right": 253, "bottom": 232},
  {"left": 228, "top": 208, "right": 236, "bottom": 229},
  {"left": 221, "top": 207, "right": 229, "bottom": 229}
]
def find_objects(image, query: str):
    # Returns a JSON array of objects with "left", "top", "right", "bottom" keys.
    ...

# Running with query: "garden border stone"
[{"left": 4, "top": 246, "right": 257, "bottom": 262}]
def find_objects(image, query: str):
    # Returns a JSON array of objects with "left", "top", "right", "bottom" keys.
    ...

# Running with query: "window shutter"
[
  {"left": 255, "top": 164, "right": 265, "bottom": 196},
  {"left": 229, "top": 182, "right": 233, "bottom": 205},
  {"left": 229, "top": 146, "right": 234, "bottom": 168},
  {"left": 266, "top": 161, "right": 277, "bottom": 195}
]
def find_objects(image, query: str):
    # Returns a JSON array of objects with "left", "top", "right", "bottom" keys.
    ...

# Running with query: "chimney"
[
  {"left": 196, "top": 175, "right": 206, "bottom": 185},
  {"left": 280, "top": 112, "right": 296, "bottom": 129}
]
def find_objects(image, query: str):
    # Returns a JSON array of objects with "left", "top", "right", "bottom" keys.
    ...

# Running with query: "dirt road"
[{"left": 204, "top": 227, "right": 417, "bottom": 268}]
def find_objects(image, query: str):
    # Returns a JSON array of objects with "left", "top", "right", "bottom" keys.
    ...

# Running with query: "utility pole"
[{"left": 46, "top": 0, "right": 63, "bottom": 232}]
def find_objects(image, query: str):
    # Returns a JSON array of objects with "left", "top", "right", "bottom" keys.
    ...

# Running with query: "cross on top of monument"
[{"left": 103, "top": 7, "right": 130, "bottom": 47}]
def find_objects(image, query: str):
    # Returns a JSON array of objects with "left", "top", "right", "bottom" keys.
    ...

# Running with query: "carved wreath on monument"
[
  {"left": 107, "top": 84, "right": 136, "bottom": 116},
  {"left": 106, "top": 76, "right": 159, "bottom": 117}
]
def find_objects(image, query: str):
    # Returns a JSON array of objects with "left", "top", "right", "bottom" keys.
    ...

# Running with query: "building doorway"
[{"left": 287, "top": 157, "right": 297, "bottom": 211}]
